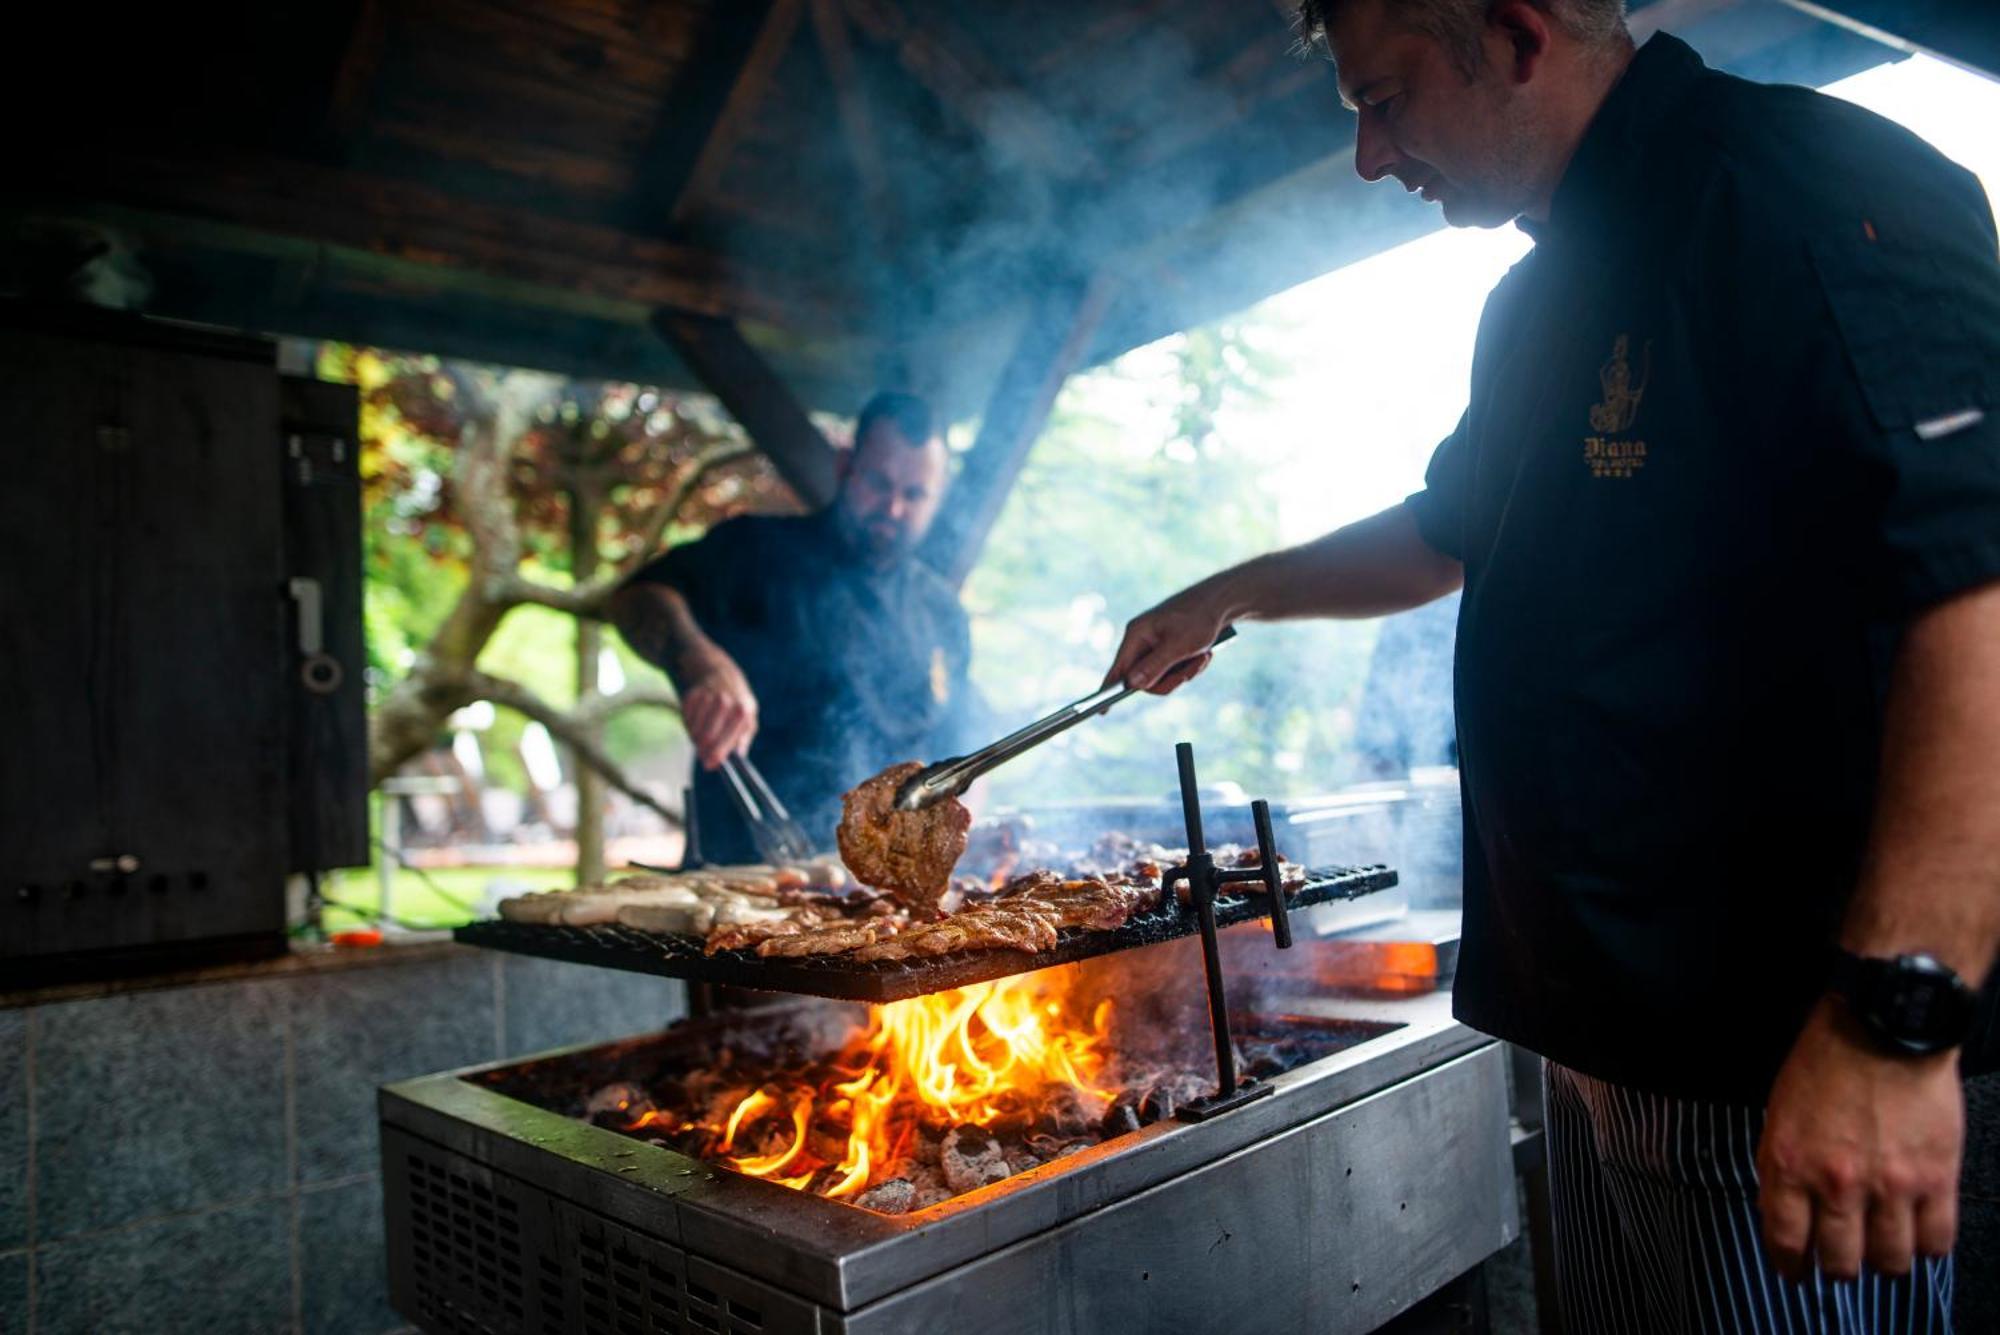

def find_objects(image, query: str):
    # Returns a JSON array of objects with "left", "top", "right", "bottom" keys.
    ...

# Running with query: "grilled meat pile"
[
  {"left": 835, "top": 760, "right": 972, "bottom": 911},
  {"left": 492, "top": 842, "right": 1303, "bottom": 964},
  {"left": 497, "top": 862, "right": 880, "bottom": 954}
]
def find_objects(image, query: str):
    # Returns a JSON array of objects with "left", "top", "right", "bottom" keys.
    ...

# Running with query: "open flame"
[{"left": 628, "top": 975, "right": 1117, "bottom": 1203}]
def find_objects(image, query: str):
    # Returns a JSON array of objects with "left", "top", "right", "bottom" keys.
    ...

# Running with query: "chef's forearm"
[
  {"left": 1840, "top": 579, "right": 2000, "bottom": 987},
  {"left": 609, "top": 583, "right": 720, "bottom": 684},
  {"left": 1209, "top": 502, "right": 1462, "bottom": 623}
]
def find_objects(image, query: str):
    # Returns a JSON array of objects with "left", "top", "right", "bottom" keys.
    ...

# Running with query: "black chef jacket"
[
  {"left": 1406, "top": 34, "right": 2000, "bottom": 1101},
  {"left": 626, "top": 511, "right": 981, "bottom": 865}
]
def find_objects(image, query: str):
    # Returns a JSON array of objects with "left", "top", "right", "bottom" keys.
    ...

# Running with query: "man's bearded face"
[{"left": 833, "top": 422, "right": 947, "bottom": 567}]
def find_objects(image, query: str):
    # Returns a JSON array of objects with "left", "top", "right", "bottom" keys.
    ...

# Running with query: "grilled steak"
[{"left": 836, "top": 761, "right": 971, "bottom": 911}]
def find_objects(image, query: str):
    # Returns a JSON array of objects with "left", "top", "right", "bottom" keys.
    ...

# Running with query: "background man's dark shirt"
[
  {"left": 1406, "top": 34, "right": 2000, "bottom": 1100},
  {"left": 628, "top": 512, "right": 981, "bottom": 864}
]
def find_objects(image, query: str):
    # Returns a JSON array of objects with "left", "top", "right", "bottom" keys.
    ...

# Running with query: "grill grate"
[
  {"left": 453, "top": 863, "right": 1397, "bottom": 1002},
  {"left": 386, "top": 1128, "right": 814, "bottom": 1335}
]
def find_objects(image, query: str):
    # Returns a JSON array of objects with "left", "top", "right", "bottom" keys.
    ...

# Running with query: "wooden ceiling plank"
[
  {"left": 627, "top": 0, "right": 806, "bottom": 235},
  {"left": 922, "top": 271, "right": 1119, "bottom": 586},
  {"left": 650, "top": 308, "right": 842, "bottom": 508}
]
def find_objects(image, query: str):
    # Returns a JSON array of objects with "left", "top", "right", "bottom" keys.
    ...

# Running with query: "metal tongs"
[
  {"left": 716, "top": 752, "right": 818, "bottom": 863},
  {"left": 893, "top": 626, "right": 1237, "bottom": 812}
]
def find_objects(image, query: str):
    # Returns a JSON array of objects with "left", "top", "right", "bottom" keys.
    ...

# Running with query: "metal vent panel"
[{"left": 384, "top": 1127, "right": 817, "bottom": 1335}]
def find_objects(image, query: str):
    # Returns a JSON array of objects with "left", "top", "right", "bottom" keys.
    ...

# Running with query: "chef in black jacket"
[
  {"left": 611, "top": 392, "right": 982, "bottom": 864},
  {"left": 1106, "top": 2, "right": 2000, "bottom": 1328}
]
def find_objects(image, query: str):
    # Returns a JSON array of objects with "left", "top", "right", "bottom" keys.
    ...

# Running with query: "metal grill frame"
[
  {"left": 381, "top": 988, "right": 1486, "bottom": 1318},
  {"left": 452, "top": 864, "right": 1397, "bottom": 1002},
  {"left": 387, "top": 1126, "right": 820, "bottom": 1335}
]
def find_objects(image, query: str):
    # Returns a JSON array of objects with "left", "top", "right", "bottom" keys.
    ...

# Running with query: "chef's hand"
[
  {"left": 1105, "top": 585, "right": 1232, "bottom": 695},
  {"left": 678, "top": 648, "right": 759, "bottom": 769},
  {"left": 1756, "top": 996, "right": 1962, "bottom": 1281}
]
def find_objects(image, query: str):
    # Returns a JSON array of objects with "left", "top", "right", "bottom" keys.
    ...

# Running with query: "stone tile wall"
[{"left": 0, "top": 947, "right": 684, "bottom": 1335}]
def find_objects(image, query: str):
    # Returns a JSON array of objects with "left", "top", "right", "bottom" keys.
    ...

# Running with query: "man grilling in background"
[
  {"left": 612, "top": 392, "right": 982, "bottom": 865},
  {"left": 1107, "top": 1, "right": 2000, "bottom": 1328}
]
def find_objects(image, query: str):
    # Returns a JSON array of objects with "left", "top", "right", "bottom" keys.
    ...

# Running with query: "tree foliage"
[
  {"left": 964, "top": 323, "right": 1378, "bottom": 806},
  {"left": 313, "top": 345, "right": 796, "bottom": 815}
]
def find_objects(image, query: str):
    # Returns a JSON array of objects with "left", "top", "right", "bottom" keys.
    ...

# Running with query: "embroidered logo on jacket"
[{"left": 1584, "top": 333, "right": 1652, "bottom": 479}]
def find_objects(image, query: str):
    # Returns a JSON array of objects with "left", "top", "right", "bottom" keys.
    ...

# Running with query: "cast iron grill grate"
[
  {"left": 387, "top": 1128, "right": 815, "bottom": 1335},
  {"left": 453, "top": 863, "right": 1396, "bottom": 1002}
]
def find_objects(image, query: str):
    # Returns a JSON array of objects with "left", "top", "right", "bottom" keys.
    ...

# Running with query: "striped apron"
[{"left": 1545, "top": 1062, "right": 1956, "bottom": 1333}]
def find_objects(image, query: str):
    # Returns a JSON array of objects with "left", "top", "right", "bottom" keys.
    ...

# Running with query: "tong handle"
[
  {"left": 717, "top": 753, "right": 817, "bottom": 862},
  {"left": 896, "top": 627, "right": 1236, "bottom": 810}
]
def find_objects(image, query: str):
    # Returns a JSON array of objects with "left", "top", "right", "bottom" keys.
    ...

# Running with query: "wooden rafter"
[
  {"left": 842, "top": 0, "right": 1101, "bottom": 181},
  {"left": 923, "top": 272, "right": 1119, "bottom": 585},
  {"left": 319, "top": 0, "right": 387, "bottom": 159},
  {"left": 628, "top": 0, "right": 807, "bottom": 234},
  {"left": 808, "top": 0, "right": 898, "bottom": 248},
  {"left": 1769, "top": 0, "right": 2000, "bottom": 79},
  {"left": 649, "top": 309, "right": 843, "bottom": 509}
]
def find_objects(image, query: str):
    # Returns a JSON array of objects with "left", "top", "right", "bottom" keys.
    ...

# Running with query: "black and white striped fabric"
[{"left": 1545, "top": 1061, "right": 1955, "bottom": 1333}]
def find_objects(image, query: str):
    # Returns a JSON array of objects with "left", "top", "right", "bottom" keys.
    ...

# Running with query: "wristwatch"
[{"left": 1828, "top": 949, "right": 1979, "bottom": 1056}]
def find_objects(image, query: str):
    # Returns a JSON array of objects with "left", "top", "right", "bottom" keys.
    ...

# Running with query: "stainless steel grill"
[{"left": 380, "top": 987, "right": 1514, "bottom": 1335}]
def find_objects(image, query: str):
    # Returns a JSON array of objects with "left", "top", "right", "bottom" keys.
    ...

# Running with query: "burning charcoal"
[
  {"left": 856, "top": 1178, "right": 917, "bottom": 1214},
  {"left": 1103, "top": 1102, "right": 1143, "bottom": 1137},
  {"left": 911, "top": 1182, "right": 954, "bottom": 1211},
  {"left": 1041, "top": 1086, "right": 1099, "bottom": 1137},
  {"left": 1139, "top": 1087, "right": 1177, "bottom": 1123},
  {"left": 940, "top": 1126, "right": 1012, "bottom": 1194},
  {"left": 1244, "top": 1054, "right": 1285, "bottom": 1081},
  {"left": 585, "top": 1082, "right": 650, "bottom": 1119}
]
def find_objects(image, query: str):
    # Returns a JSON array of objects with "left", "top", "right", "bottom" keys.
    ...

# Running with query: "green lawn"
[{"left": 318, "top": 864, "right": 575, "bottom": 935}]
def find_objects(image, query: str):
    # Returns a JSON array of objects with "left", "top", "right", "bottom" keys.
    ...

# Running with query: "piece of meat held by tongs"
[
  {"left": 838, "top": 629, "right": 1235, "bottom": 911},
  {"left": 890, "top": 626, "right": 1236, "bottom": 815}
]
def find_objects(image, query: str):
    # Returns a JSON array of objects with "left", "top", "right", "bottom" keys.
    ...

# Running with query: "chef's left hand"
[{"left": 1756, "top": 996, "right": 1962, "bottom": 1281}]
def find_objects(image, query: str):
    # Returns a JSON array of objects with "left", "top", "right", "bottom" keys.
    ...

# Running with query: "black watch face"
[{"left": 1861, "top": 955, "right": 1976, "bottom": 1054}]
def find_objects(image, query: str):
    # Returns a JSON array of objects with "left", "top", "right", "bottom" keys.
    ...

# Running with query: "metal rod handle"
[
  {"left": 1175, "top": 741, "right": 1206, "bottom": 855},
  {"left": 1251, "top": 799, "right": 1291, "bottom": 949},
  {"left": 1194, "top": 881, "right": 1237, "bottom": 1097}
]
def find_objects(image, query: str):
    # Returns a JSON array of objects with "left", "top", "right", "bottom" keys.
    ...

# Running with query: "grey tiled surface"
[
  {"left": 0, "top": 1011, "right": 26, "bottom": 1251},
  {"left": 300, "top": 1175, "right": 401, "bottom": 1335},
  {"left": 291, "top": 954, "right": 497, "bottom": 1183},
  {"left": 34, "top": 981, "right": 287, "bottom": 1239},
  {"left": 9, "top": 944, "right": 705, "bottom": 1332},
  {"left": 499, "top": 952, "right": 686, "bottom": 1057},
  {"left": 0, "top": 1250, "right": 27, "bottom": 1335},
  {"left": 34, "top": 1196, "right": 290, "bottom": 1335}
]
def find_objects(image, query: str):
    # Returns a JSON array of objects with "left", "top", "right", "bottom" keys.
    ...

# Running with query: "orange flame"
[{"left": 709, "top": 974, "right": 1117, "bottom": 1201}]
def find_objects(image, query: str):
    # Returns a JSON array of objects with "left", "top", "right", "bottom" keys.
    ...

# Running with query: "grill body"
[{"left": 381, "top": 989, "right": 1513, "bottom": 1334}]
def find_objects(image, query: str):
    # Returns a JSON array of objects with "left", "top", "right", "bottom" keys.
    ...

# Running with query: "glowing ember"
[{"left": 626, "top": 975, "right": 1118, "bottom": 1204}]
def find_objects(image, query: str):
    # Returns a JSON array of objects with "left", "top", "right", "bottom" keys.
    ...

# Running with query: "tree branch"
[
  {"left": 577, "top": 683, "right": 683, "bottom": 727},
  {"left": 466, "top": 669, "right": 684, "bottom": 828},
  {"left": 492, "top": 440, "right": 757, "bottom": 619}
]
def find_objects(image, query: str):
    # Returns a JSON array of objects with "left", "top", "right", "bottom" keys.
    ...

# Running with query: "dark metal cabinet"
[{"left": 0, "top": 305, "right": 365, "bottom": 982}]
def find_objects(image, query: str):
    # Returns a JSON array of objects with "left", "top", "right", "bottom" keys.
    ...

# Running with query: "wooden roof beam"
[
  {"left": 45, "top": 150, "right": 843, "bottom": 333},
  {"left": 922, "top": 272, "right": 1118, "bottom": 586},
  {"left": 1770, "top": 0, "right": 2000, "bottom": 79},
  {"left": 841, "top": 0, "right": 1102, "bottom": 181},
  {"left": 650, "top": 309, "right": 843, "bottom": 509},
  {"left": 808, "top": 0, "right": 916, "bottom": 385},
  {"left": 627, "top": 0, "right": 806, "bottom": 235}
]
